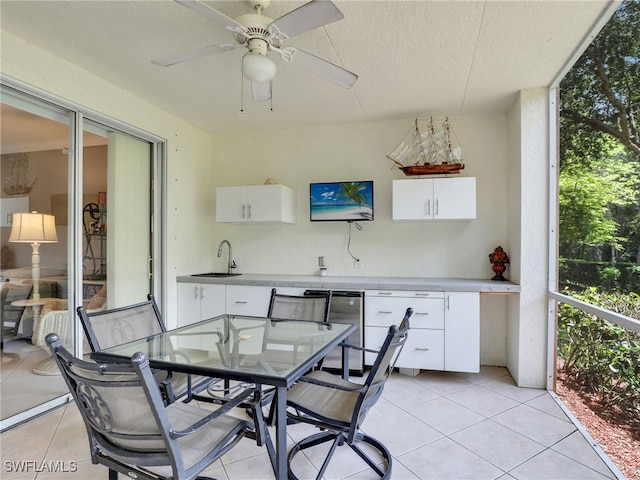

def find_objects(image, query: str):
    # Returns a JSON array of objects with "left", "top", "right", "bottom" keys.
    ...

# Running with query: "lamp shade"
[
  {"left": 9, "top": 212, "right": 58, "bottom": 243},
  {"left": 242, "top": 52, "right": 276, "bottom": 83}
]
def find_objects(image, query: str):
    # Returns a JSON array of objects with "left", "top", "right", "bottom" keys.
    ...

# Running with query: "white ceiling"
[{"left": 1, "top": 0, "right": 615, "bottom": 134}]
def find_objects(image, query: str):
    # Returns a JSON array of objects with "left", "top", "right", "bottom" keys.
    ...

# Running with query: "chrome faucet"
[{"left": 217, "top": 239, "right": 236, "bottom": 274}]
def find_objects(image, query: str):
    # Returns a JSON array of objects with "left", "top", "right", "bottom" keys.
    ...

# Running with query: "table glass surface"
[{"left": 93, "top": 314, "right": 354, "bottom": 385}]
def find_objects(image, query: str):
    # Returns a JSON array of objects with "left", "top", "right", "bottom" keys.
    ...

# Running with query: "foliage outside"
[
  {"left": 557, "top": 0, "right": 640, "bottom": 447},
  {"left": 559, "top": 0, "right": 640, "bottom": 294},
  {"left": 557, "top": 289, "right": 640, "bottom": 417}
]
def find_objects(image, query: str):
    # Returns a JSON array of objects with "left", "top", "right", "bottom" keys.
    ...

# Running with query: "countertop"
[{"left": 176, "top": 273, "right": 520, "bottom": 293}]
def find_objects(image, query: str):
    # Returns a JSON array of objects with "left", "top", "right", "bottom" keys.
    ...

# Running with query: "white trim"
[
  {"left": 548, "top": 391, "right": 626, "bottom": 480},
  {"left": 549, "top": 1, "right": 622, "bottom": 89},
  {"left": 547, "top": 88, "right": 559, "bottom": 391},
  {"left": 0, "top": 394, "right": 73, "bottom": 433},
  {"left": 550, "top": 291, "right": 640, "bottom": 334}
]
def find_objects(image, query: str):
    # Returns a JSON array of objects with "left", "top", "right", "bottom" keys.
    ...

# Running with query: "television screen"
[{"left": 310, "top": 181, "right": 374, "bottom": 222}]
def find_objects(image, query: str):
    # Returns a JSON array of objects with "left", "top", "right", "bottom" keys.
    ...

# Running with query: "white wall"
[
  {"left": 1, "top": 31, "right": 216, "bottom": 324},
  {"left": 506, "top": 88, "right": 550, "bottom": 388},
  {"left": 2, "top": 29, "right": 530, "bottom": 373}
]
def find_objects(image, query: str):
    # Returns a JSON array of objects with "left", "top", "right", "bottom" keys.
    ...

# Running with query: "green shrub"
[{"left": 557, "top": 288, "right": 640, "bottom": 414}]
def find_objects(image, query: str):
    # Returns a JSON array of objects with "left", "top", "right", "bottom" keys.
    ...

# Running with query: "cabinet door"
[
  {"left": 247, "top": 185, "right": 296, "bottom": 223},
  {"left": 216, "top": 186, "right": 248, "bottom": 223},
  {"left": 392, "top": 179, "right": 434, "bottom": 220},
  {"left": 444, "top": 292, "right": 480, "bottom": 372},
  {"left": 433, "top": 177, "right": 476, "bottom": 220},
  {"left": 177, "top": 282, "right": 203, "bottom": 328},
  {"left": 199, "top": 284, "right": 226, "bottom": 319},
  {"left": 226, "top": 285, "right": 272, "bottom": 316}
]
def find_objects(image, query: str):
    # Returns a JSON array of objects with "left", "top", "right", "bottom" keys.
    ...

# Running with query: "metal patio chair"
[
  {"left": 285, "top": 307, "right": 413, "bottom": 480},
  {"left": 46, "top": 333, "right": 264, "bottom": 480},
  {"left": 78, "top": 294, "right": 212, "bottom": 404}
]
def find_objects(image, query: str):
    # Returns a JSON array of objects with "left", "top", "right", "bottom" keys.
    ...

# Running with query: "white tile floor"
[{"left": 0, "top": 366, "right": 623, "bottom": 480}]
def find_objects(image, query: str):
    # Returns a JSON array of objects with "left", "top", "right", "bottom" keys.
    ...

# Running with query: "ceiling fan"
[{"left": 153, "top": 0, "right": 358, "bottom": 102}]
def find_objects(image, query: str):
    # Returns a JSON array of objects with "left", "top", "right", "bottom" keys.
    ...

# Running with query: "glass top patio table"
[
  {"left": 91, "top": 314, "right": 355, "bottom": 480},
  {"left": 91, "top": 314, "right": 355, "bottom": 388}
]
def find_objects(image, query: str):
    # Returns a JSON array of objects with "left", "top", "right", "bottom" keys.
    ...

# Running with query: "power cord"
[{"left": 346, "top": 221, "right": 361, "bottom": 261}]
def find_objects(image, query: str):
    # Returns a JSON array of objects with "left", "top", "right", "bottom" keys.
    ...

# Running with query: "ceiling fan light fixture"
[{"left": 242, "top": 51, "right": 276, "bottom": 83}]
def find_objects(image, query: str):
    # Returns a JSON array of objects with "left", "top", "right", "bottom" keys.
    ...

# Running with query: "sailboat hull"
[{"left": 400, "top": 163, "right": 465, "bottom": 176}]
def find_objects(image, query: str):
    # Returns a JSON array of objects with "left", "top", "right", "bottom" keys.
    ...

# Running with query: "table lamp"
[{"left": 9, "top": 211, "right": 58, "bottom": 301}]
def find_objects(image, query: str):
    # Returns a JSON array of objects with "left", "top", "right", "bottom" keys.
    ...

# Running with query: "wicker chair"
[
  {"left": 46, "top": 333, "right": 265, "bottom": 480},
  {"left": 285, "top": 307, "right": 413, "bottom": 480}
]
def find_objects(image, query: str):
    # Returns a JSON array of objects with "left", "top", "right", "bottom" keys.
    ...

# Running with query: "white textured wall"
[
  {"left": 2, "top": 30, "right": 520, "bottom": 369},
  {"left": 1, "top": 31, "right": 215, "bottom": 325},
  {"left": 506, "top": 89, "right": 550, "bottom": 388}
]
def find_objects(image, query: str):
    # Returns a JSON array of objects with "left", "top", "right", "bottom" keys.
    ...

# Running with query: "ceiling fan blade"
[
  {"left": 152, "top": 43, "right": 237, "bottom": 67},
  {"left": 269, "top": 0, "right": 343, "bottom": 40},
  {"left": 175, "top": 0, "right": 244, "bottom": 31},
  {"left": 289, "top": 49, "right": 357, "bottom": 88},
  {"left": 252, "top": 81, "right": 272, "bottom": 102}
]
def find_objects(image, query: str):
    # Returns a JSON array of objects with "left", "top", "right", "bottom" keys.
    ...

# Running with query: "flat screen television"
[{"left": 310, "top": 181, "right": 374, "bottom": 222}]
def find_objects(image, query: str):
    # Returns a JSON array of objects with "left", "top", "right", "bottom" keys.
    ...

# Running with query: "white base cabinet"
[
  {"left": 177, "top": 283, "right": 226, "bottom": 328},
  {"left": 392, "top": 177, "right": 476, "bottom": 221},
  {"left": 216, "top": 185, "right": 296, "bottom": 224},
  {"left": 364, "top": 290, "right": 479, "bottom": 373},
  {"left": 225, "top": 285, "right": 273, "bottom": 317}
]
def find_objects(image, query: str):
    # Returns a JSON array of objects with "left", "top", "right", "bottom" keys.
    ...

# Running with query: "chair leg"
[{"left": 287, "top": 430, "right": 392, "bottom": 480}]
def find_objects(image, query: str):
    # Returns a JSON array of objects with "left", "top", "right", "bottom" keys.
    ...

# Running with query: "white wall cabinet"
[
  {"left": 176, "top": 282, "right": 225, "bottom": 328},
  {"left": 216, "top": 184, "right": 296, "bottom": 224},
  {"left": 364, "top": 290, "right": 479, "bottom": 373},
  {"left": 392, "top": 177, "right": 476, "bottom": 221}
]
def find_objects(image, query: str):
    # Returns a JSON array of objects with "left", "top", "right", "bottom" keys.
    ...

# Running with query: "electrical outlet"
[{"left": 354, "top": 258, "right": 363, "bottom": 268}]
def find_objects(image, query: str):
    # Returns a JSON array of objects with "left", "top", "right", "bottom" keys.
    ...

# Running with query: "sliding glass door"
[{"left": 0, "top": 85, "right": 162, "bottom": 431}]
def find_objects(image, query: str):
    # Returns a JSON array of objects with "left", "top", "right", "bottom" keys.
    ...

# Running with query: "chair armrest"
[
  {"left": 338, "top": 341, "right": 380, "bottom": 354},
  {"left": 169, "top": 387, "right": 260, "bottom": 438},
  {"left": 297, "top": 375, "right": 367, "bottom": 393}
]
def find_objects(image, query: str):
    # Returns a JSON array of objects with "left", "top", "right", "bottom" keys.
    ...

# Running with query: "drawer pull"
[
  {"left": 235, "top": 301, "right": 248, "bottom": 304},
  {"left": 415, "top": 292, "right": 430, "bottom": 296},
  {"left": 377, "top": 311, "right": 392, "bottom": 314},
  {"left": 378, "top": 292, "right": 392, "bottom": 295},
  {"left": 414, "top": 347, "right": 430, "bottom": 351},
  {"left": 414, "top": 312, "right": 429, "bottom": 316}
]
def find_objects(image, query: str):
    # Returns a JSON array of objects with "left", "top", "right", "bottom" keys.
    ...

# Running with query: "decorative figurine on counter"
[{"left": 489, "top": 246, "right": 510, "bottom": 281}]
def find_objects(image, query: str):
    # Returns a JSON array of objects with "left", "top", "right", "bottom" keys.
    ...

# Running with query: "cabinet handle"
[
  {"left": 415, "top": 292, "right": 430, "bottom": 296},
  {"left": 242, "top": 204, "right": 246, "bottom": 219},
  {"left": 377, "top": 311, "right": 392, "bottom": 314},
  {"left": 247, "top": 204, "right": 252, "bottom": 219},
  {"left": 194, "top": 286, "right": 199, "bottom": 299},
  {"left": 447, "top": 295, "right": 450, "bottom": 311},
  {"left": 414, "top": 312, "right": 429, "bottom": 316},
  {"left": 435, "top": 199, "right": 439, "bottom": 216},
  {"left": 200, "top": 286, "right": 204, "bottom": 299},
  {"left": 415, "top": 347, "right": 430, "bottom": 351},
  {"left": 426, "top": 199, "right": 431, "bottom": 216},
  {"left": 378, "top": 292, "right": 392, "bottom": 296},
  {"left": 235, "top": 301, "right": 248, "bottom": 304}
]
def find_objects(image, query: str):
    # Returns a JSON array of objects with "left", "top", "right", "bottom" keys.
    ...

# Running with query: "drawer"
[
  {"left": 365, "top": 326, "right": 444, "bottom": 370},
  {"left": 397, "top": 329, "right": 444, "bottom": 370},
  {"left": 366, "top": 296, "right": 444, "bottom": 328},
  {"left": 365, "top": 290, "right": 444, "bottom": 298},
  {"left": 225, "top": 285, "right": 272, "bottom": 316}
]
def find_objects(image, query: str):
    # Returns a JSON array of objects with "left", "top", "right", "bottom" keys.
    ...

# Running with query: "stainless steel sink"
[{"left": 191, "top": 272, "right": 242, "bottom": 278}]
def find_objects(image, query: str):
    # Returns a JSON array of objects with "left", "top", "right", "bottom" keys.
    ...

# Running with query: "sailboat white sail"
[{"left": 387, "top": 117, "right": 464, "bottom": 175}]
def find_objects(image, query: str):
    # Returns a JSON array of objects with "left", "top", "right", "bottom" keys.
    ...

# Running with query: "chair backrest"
[
  {"left": 78, "top": 294, "right": 165, "bottom": 352},
  {"left": 1, "top": 283, "right": 32, "bottom": 335},
  {"left": 350, "top": 307, "right": 412, "bottom": 438},
  {"left": 267, "top": 288, "right": 331, "bottom": 322},
  {"left": 45, "top": 332, "right": 184, "bottom": 473}
]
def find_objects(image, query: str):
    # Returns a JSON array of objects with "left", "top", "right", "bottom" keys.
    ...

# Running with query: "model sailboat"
[{"left": 387, "top": 117, "right": 464, "bottom": 176}]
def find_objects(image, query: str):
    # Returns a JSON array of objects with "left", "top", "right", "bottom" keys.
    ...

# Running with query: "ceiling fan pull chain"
[{"left": 239, "top": 59, "right": 246, "bottom": 117}]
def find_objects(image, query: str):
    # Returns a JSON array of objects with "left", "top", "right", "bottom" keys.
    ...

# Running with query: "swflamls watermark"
[{"left": 4, "top": 460, "right": 78, "bottom": 473}]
